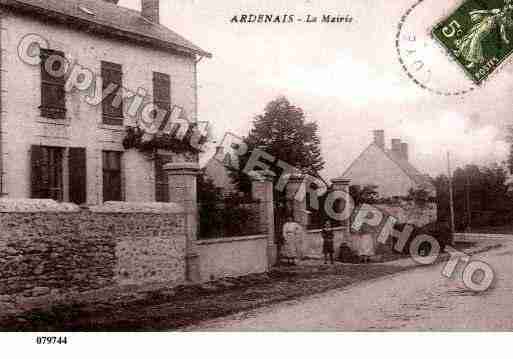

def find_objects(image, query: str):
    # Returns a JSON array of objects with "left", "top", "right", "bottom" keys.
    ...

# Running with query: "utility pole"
[
  {"left": 447, "top": 152, "right": 456, "bottom": 244},
  {"left": 466, "top": 173, "right": 472, "bottom": 232}
]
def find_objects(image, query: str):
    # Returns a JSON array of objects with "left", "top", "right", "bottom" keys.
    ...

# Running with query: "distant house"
[
  {"left": 342, "top": 130, "right": 436, "bottom": 198},
  {"left": 203, "top": 146, "right": 238, "bottom": 196}
]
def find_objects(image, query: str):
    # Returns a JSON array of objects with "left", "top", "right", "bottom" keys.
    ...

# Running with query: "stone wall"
[
  {"left": 0, "top": 200, "right": 186, "bottom": 312},
  {"left": 375, "top": 201, "right": 437, "bottom": 227}
]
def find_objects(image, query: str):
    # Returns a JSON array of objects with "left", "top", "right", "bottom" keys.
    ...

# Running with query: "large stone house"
[
  {"left": 0, "top": 0, "right": 210, "bottom": 204},
  {"left": 342, "top": 130, "right": 436, "bottom": 198}
]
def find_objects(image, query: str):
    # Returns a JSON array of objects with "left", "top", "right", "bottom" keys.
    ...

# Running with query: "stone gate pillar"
[
  {"left": 331, "top": 177, "right": 351, "bottom": 237},
  {"left": 250, "top": 170, "right": 276, "bottom": 269},
  {"left": 164, "top": 162, "right": 200, "bottom": 283},
  {"left": 286, "top": 174, "right": 308, "bottom": 228}
]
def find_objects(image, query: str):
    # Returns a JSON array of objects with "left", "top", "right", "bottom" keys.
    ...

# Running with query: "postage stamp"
[{"left": 432, "top": 0, "right": 513, "bottom": 84}]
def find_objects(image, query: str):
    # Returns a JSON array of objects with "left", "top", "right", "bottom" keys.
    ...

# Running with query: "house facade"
[
  {"left": 342, "top": 130, "right": 436, "bottom": 198},
  {"left": 0, "top": 0, "right": 210, "bottom": 204},
  {"left": 203, "top": 146, "right": 238, "bottom": 196}
]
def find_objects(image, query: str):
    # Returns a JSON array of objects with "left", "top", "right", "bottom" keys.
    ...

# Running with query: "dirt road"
[{"left": 189, "top": 242, "right": 513, "bottom": 331}]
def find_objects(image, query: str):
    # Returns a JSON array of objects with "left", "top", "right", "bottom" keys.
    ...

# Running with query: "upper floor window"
[
  {"left": 101, "top": 61, "right": 123, "bottom": 126},
  {"left": 40, "top": 49, "right": 66, "bottom": 119},
  {"left": 153, "top": 72, "right": 171, "bottom": 125},
  {"left": 153, "top": 72, "right": 171, "bottom": 111}
]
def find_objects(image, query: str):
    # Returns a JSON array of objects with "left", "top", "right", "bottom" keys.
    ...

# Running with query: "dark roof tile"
[{"left": 0, "top": 0, "right": 211, "bottom": 57}]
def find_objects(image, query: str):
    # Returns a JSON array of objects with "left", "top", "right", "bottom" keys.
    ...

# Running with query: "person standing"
[
  {"left": 321, "top": 221, "right": 335, "bottom": 265},
  {"left": 358, "top": 226, "right": 375, "bottom": 263},
  {"left": 282, "top": 216, "right": 302, "bottom": 265}
]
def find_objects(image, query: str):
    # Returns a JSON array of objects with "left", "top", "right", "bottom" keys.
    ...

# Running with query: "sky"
[{"left": 120, "top": 0, "right": 512, "bottom": 180}]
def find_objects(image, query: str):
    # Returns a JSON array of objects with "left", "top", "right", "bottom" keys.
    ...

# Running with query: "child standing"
[{"left": 321, "top": 221, "right": 335, "bottom": 264}]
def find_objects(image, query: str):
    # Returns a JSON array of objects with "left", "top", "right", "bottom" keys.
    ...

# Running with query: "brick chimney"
[
  {"left": 373, "top": 130, "right": 385, "bottom": 149},
  {"left": 401, "top": 142, "right": 409, "bottom": 161},
  {"left": 142, "top": 0, "right": 160, "bottom": 23},
  {"left": 391, "top": 138, "right": 402, "bottom": 157}
]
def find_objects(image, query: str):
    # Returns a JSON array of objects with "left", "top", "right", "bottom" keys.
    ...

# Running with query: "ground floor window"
[
  {"left": 103, "top": 151, "right": 123, "bottom": 202},
  {"left": 31, "top": 146, "right": 64, "bottom": 201},
  {"left": 31, "top": 145, "right": 87, "bottom": 204}
]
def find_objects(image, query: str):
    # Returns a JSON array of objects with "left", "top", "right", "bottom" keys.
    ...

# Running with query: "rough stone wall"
[
  {"left": 375, "top": 201, "right": 437, "bottom": 227},
  {"left": 0, "top": 201, "right": 186, "bottom": 311}
]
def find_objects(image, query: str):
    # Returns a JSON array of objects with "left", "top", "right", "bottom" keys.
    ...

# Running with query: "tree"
[
  {"left": 434, "top": 163, "right": 513, "bottom": 230},
  {"left": 229, "top": 96, "right": 325, "bottom": 194}
]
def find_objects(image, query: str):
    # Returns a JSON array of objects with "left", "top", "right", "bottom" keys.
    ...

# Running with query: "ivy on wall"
[{"left": 122, "top": 125, "right": 208, "bottom": 154}]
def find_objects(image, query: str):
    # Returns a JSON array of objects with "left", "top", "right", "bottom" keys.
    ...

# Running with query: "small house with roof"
[{"left": 342, "top": 130, "right": 436, "bottom": 198}]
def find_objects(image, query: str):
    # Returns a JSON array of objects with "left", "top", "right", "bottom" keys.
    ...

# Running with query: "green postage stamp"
[{"left": 432, "top": 0, "right": 513, "bottom": 84}]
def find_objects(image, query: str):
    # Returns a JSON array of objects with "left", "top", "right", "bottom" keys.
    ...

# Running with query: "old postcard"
[{"left": 0, "top": 0, "right": 512, "bottom": 346}]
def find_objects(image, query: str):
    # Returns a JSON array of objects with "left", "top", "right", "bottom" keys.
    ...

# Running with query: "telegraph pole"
[
  {"left": 447, "top": 152, "right": 456, "bottom": 244},
  {"left": 466, "top": 173, "right": 472, "bottom": 232}
]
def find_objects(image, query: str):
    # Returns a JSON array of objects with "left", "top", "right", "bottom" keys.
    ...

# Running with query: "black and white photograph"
[{"left": 0, "top": 0, "right": 511, "bottom": 355}]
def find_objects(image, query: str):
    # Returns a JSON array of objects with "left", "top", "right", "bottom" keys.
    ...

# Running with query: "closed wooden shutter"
[
  {"left": 155, "top": 154, "right": 171, "bottom": 202},
  {"left": 31, "top": 145, "right": 46, "bottom": 198},
  {"left": 153, "top": 72, "right": 171, "bottom": 127},
  {"left": 69, "top": 147, "right": 87, "bottom": 204},
  {"left": 40, "top": 49, "right": 66, "bottom": 119},
  {"left": 101, "top": 61, "right": 123, "bottom": 125}
]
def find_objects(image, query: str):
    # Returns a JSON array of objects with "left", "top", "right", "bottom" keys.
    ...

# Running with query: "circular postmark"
[{"left": 396, "top": 0, "right": 476, "bottom": 96}]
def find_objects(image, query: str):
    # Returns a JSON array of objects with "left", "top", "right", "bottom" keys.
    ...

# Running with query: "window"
[
  {"left": 31, "top": 145, "right": 64, "bottom": 201},
  {"left": 101, "top": 61, "right": 123, "bottom": 125},
  {"left": 153, "top": 72, "right": 171, "bottom": 125},
  {"left": 31, "top": 146, "right": 87, "bottom": 204},
  {"left": 155, "top": 154, "right": 172, "bottom": 202},
  {"left": 40, "top": 49, "right": 66, "bottom": 119},
  {"left": 103, "top": 151, "right": 122, "bottom": 202}
]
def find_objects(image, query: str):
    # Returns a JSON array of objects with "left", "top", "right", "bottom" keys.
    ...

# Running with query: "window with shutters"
[
  {"left": 153, "top": 72, "right": 171, "bottom": 125},
  {"left": 40, "top": 49, "right": 66, "bottom": 119},
  {"left": 103, "top": 151, "right": 122, "bottom": 202},
  {"left": 31, "top": 146, "right": 64, "bottom": 201},
  {"left": 155, "top": 154, "right": 172, "bottom": 202},
  {"left": 101, "top": 61, "right": 123, "bottom": 126}
]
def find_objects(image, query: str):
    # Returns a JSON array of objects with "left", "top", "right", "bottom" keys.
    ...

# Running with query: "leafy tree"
[
  {"left": 228, "top": 96, "right": 325, "bottom": 194},
  {"left": 197, "top": 170, "right": 222, "bottom": 204},
  {"left": 434, "top": 163, "right": 513, "bottom": 230}
]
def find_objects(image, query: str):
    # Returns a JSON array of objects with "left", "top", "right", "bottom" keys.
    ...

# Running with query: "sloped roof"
[
  {"left": 383, "top": 149, "right": 435, "bottom": 192},
  {"left": 0, "top": 0, "right": 211, "bottom": 58},
  {"left": 342, "top": 143, "right": 435, "bottom": 192}
]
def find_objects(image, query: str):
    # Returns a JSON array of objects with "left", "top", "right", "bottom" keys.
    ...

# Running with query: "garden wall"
[
  {"left": 197, "top": 235, "right": 268, "bottom": 282},
  {"left": 0, "top": 200, "right": 186, "bottom": 314},
  {"left": 375, "top": 201, "right": 437, "bottom": 227},
  {"left": 301, "top": 227, "right": 349, "bottom": 259}
]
